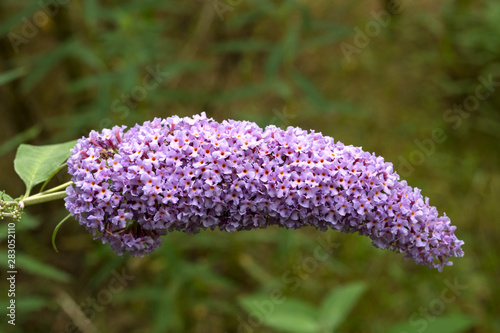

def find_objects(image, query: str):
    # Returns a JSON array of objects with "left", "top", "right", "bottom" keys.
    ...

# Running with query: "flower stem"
[
  {"left": 21, "top": 191, "right": 68, "bottom": 206},
  {"left": 31, "top": 181, "right": 73, "bottom": 197}
]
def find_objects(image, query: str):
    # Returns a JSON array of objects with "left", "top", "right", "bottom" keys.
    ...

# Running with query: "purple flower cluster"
[{"left": 65, "top": 113, "right": 464, "bottom": 269}]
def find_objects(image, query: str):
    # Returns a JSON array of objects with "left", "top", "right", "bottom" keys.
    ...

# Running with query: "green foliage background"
[{"left": 0, "top": 0, "right": 499, "bottom": 332}]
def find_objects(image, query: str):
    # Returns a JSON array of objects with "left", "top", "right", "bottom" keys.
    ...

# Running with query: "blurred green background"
[{"left": 0, "top": 0, "right": 499, "bottom": 332}]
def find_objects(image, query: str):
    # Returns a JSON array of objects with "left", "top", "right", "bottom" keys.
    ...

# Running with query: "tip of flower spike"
[{"left": 64, "top": 113, "right": 464, "bottom": 269}]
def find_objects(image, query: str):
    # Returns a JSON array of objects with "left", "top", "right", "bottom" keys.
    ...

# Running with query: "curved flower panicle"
[{"left": 65, "top": 113, "right": 464, "bottom": 270}]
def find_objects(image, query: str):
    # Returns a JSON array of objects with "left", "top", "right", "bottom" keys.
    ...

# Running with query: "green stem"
[
  {"left": 21, "top": 191, "right": 68, "bottom": 206},
  {"left": 30, "top": 181, "right": 73, "bottom": 197},
  {"left": 52, "top": 213, "right": 72, "bottom": 253}
]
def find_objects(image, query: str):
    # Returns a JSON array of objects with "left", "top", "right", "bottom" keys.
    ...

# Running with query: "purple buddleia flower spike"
[{"left": 65, "top": 113, "right": 464, "bottom": 270}]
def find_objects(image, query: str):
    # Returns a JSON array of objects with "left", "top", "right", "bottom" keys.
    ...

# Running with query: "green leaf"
[
  {"left": 387, "top": 313, "right": 476, "bottom": 333},
  {"left": 282, "top": 22, "right": 300, "bottom": 63},
  {"left": 66, "top": 72, "right": 118, "bottom": 93},
  {"left": 265, "top": 43, "right": 285, "bottom": 78},
  {"left": 0, "top": 2, "right": 41, "bottom": 35},
  {"left": 21, "top": 40, "right": 78, "bottom": 93},
  {"left": 227, "top": 11, "right": 262, "bottom": 29},
  {"left": 16, "top": 296, "right": 51, "bottom": 313},
  {"left": 14, "top": 140, "right": 77, "bottom": 196},
  {"left": 84, "top": 0, "right": 100, "bottom": 29},
  {"left": 239, "top": 295, "right": 319, "bottom": 333},
  {"left": 0, "top": 124, "right": 42, "bottom": 157},
  {"left": 304, "top": 22, "right": 352, "bottom": 49},
  {"left": 215, "top": 82, "right": 278, "bottom": 102},
  {"left": 319, "top": 282, "right": 368, "bottom": 331},
  {"left": 253, "top": 0, "right": 277, "bottom": 14},
  {"left": 0, "top": 66, "right": 28, "bottom": 86},
  {"left": 0, "top": 252, "right": 70, "bottom": 283},
  {"left": 17, "top": 253, "right": 71, "bottom": 283},
  {"left": 213, "top": 39, "right": 271, "bottom": 53},
  {"left": 69, "top": 41, "right": 107, "bottom": 71},
  {"left": 291, "top": 69, "right": 330, "bottom": 110},
  {"left": 0, "top": 191, "right": 15, "bottom": 202},
  {"left": 153, "top": 277, "right": 183, "bottom": 333},
  {"left": 239, "top": 253, "right": 273, "bottom": 285}
]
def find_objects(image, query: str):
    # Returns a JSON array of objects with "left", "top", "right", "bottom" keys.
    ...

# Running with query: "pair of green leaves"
[
  {"left": 239, "top": 282, "right": 367, "bottom": 333},
  {"left": 239, "top": 281, "right": 475, "bottom": 333}
]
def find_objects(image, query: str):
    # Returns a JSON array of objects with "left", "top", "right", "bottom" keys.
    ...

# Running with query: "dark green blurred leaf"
[
  {"left": 0, "top": 66, "right": 28, "bottom": 86},
  {"left": 304, "top": 26, "right": 352, "bottom": 49},
  {"left": 213, "top": 39, "right": 271, "bottom": 53},
  {"left": 319, "top": 281, "right": 367, "bottom": 331},
  {"left": 181, "top": 261, "right": 238, "bottom": 291},
  {"left": 0, "top": 125, "right": 42, "bottom": 157},
  {"left": 252, "top": 0, "right": 277, "bottom": 14},
  {"left": 282, "top": 22, "right": 300, "bottom": 63},
  {"left": 114, "top": 286, "right": 167, "bottom": 302},
  {"left": 295, "top": 1, "right": 312, "bottom": 30},
  {"left": 164, "top": 60, "right": 208, "bottom": 76},
  {"left": 16, "top": 296, "right": 51, "bottom": 313},
  {"left": 216, "top": 81, "right": 287, "bottom": 102},
  {"left": 69, "top": 41, "right": 106, "bottom": 70},
  {"left": 153, "top": 277, "right": 183, "bottom": 333},
  {"left": 265, "top": 43, "right": 285, "bottom": 78},
  {"left": 239, "top": 254, "right": 273, "bottom": 285},
  {"left": 66, "top": 72, "right": 119, "bottom": 93},
  {"left": 121, "top": 0, "right": 178, "bottom": 12},
  {"left": 118, "top": 64, "right": 141, "bottom": 93},
  {"left": 21, "top": 40, "right": 79, "bottom": 92},
  {"left": 83, "top": 0, "right": 99, "bottom": 29},
  {"left": 239, "top": 295, "right": 319, "bottom": 333},
  {"left": 0, "top": 252, "right": 71, "bottom": 283},
  {"left": 227, "top": 11, "right": 263, "bottom": 29},
  {"left": 0, "top": 2, "right": 41, "bottom": 35},
  {"left": 291, "top": 69, "right": 330, "bottom": 110},
  {"left": 387, "top": 313, "right": 476, "bottom": 333}
]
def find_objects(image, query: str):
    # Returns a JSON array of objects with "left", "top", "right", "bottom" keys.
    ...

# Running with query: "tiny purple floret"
[{"left": 65, "top": 113, "right": 464, "bottom": 270}]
